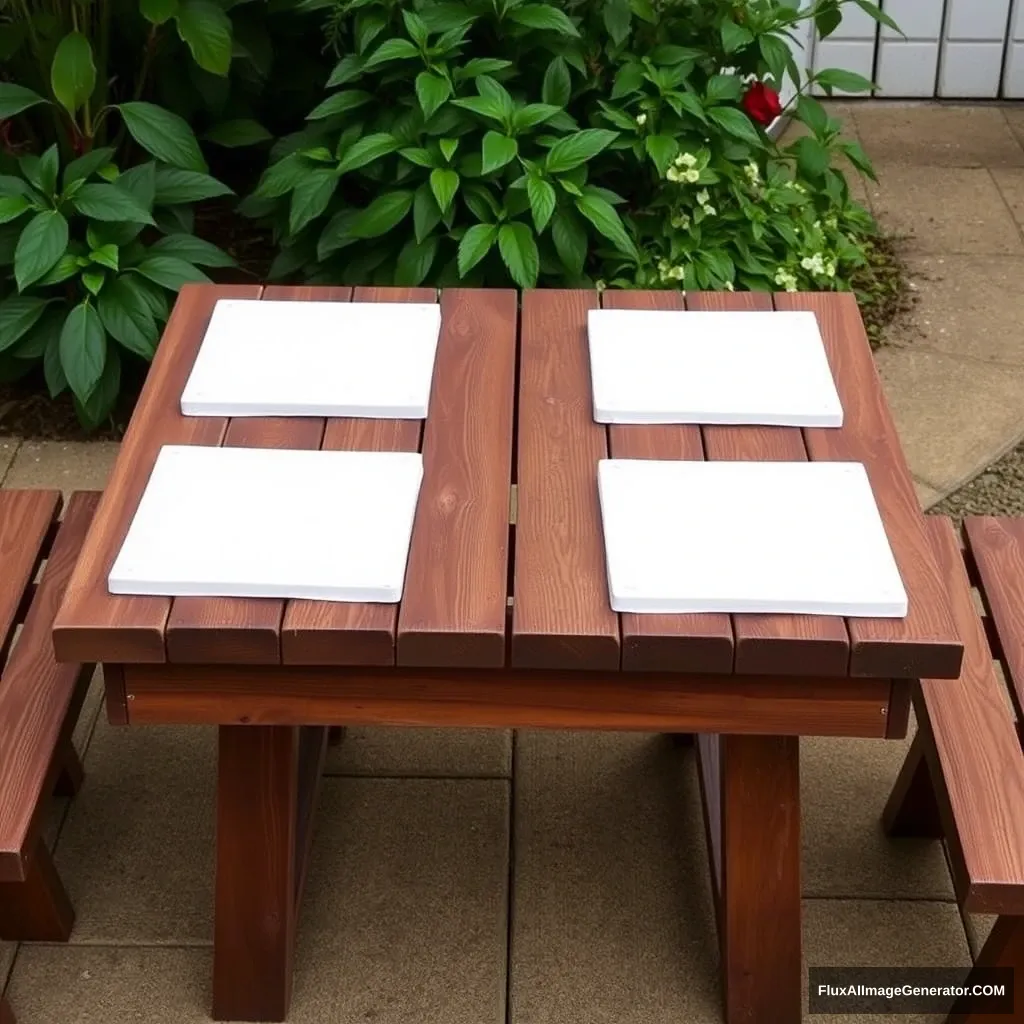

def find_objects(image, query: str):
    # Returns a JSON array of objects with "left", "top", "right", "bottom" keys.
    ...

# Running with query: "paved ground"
[{"left": 3, "top": 102, "right": 1022, "bottom": 1023}]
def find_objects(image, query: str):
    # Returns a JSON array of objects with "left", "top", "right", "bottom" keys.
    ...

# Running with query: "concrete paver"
[
  {"left": 326, "top": 727, "right": 511, "bottom": 777},
  {"left": 2, "top": 441, "right": 120, "bottom": 494}
]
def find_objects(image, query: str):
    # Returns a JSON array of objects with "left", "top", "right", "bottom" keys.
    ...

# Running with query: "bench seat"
[
  {"left": 884, "top": 516, "right": 1024, "bottom": 1022},
  {"left": 0, "top": 491, "right": 99, "bottom": 942}
]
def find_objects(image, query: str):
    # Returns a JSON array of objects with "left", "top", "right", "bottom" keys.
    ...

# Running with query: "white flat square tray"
[
  {"left": 597, "top": 459, "right": 907, "bottom": 616},
  {"left": 587, "top": 309, "right": 843, "bottom": 427},
  {"left": 109, "top": 445, "right": 424, "bottom": 602},
  {"left": 180, "top": 299, "right": 442, "bottom": 418}
]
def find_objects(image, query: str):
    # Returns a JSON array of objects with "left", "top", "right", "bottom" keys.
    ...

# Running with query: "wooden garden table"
[{"left": 52, "top": 283, "right": 963, "bottom": 1024}]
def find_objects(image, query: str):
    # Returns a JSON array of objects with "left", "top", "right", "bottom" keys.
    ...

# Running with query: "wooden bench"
[
  {"left": 0, "top": 490, "right": 99, "bottom": 942},
  {"left": 884, "top": 516, "right": 1024, "bottom": 1021},
  {"left": 0, "top": 993, "right": 13, "bottom": 1024}
]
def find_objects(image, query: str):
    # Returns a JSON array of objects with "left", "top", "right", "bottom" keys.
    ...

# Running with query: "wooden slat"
[
  {"left": 777, "top": 292, "right": 962, "bottom": 679},
  {"left": 512, "top": 290, "right": 619, "bottom": 670},
  {"left": 0, "top": 491, "right": 100, "bottom": 880},
  {"left": 963, "top": 517, "right": 1024, "bottom": 719},
  {"left": 397, "top": 289, "right": 517, "bottom": 667},
  {"left": 602, "top": 290, "right": 733, "bottom": 673},
  {"left": 280, "top": 286, "right": 433, "bottom": 666},
  {"left": 915, "top": 517, "right": 1024, "bottom": 914},
  {"left": 52, "top": 284, "right": 263, "bottom": 664},
  {"left": 164, "top": 286, "right": 347, "bottom": 664},
  {"left": 691, "top": 291, "right": 850, "bottom": 676}
]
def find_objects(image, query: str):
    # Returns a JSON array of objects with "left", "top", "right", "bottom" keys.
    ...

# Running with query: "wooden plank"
[
  {"left": 164, "top": 285, "right": 347, "bottom": 664},
  {"left": 777, "top": 292, "right": 962, "bottom": 679},
  {"left": 963, "top": 516, "right": 1024, "bottom": 719},
  {"left": 397, "top": 289, "right": 517, "bottom": 667},
  {"left": 602, "top": 289, "right": 733, "bottom": 673},
  {"left": 0, "top": 994, "right": 13, "bottom": 1024},
  {"left": 915, "top": 517, "right": 1024, "bottom": 915},
  {"left": 52, "top": 284, "right": 263, "bottom": 664},
  {"left": 690, "top": 291, "right": 850, "bottom": 676},
  {"left": 513, "top": 290, "right": 619, "bottom": 670},
  {"left": 280, "top": 286, "right": 433, "bottom": 666}
]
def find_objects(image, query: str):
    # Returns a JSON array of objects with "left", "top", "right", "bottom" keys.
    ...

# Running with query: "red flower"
[{"left": 742, "top": 82, "right": 782, "bottom": 127}]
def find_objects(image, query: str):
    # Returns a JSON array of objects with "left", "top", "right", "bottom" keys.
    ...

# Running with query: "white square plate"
[
  {"left": 180, "top": 299, "right": 442, "bottom": 418},
  {"left": 587, "top": 309, "right": 843, "bottom": 426},
  {"left": 109, "top": 445, "right": 424, "bottom": 602},
  {"left": 597, "top": 459, "right": 907, "bottom": 616}
]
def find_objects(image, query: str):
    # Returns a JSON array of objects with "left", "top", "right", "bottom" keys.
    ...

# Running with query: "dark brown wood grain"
[
  {"left": 0, "top": 994, "right": 14, "bottom": 1024},
  {"left": 691, "top": 291, "right": 851, "bottom": 676},
  {"left": 0, "top": 844, "right": 74, "bottom": 941},
  {"left": 280, "top": 286, "right": 433, "bottom": 666},
  {"left": 513, "top": 289, "right": 620, "bottom": 669},
  {"left": 397, "top": 289, "right": 517, "bottom": 667},
  {"left": 53, "top": 284, "right": 263, "bottom": 664},
  {"left": 777, "top": 292, "right": 962, "bottom": 679},
  {"left": 602, "top": 290, "right": 733, "bottom": 673},
  {"left": 947, "top": 916, "right": 1024, "bottom": 1023},
  {"left": 165, "top": 285, "right": 347, "bottom": 665},
  {"left": 882, "top": 730, "right": 944, "bottom": 838}
]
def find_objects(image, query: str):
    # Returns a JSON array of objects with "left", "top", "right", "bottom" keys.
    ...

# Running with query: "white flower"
[
  {"left": 666, "top": 167, "right": 681, "bottom": 182},
  {"left": 774, "top": 268, "right": 799, "bottom": 292},
  {"left": 724, "top": 281, "right": 735, "bottom": 291},
  {"left": 825, "top": 259, "right": 837, "bottom": 278},
  {"left": 744, "top": 161, "right": 760, "bottom": 182},
  {"left": 800, "top": 253, "right": 827, "bottom": 276},
  {"left": 702, "top": 204, "right": 717, "bottom": 216},
  {"left": 636, "top": 113, "right": 647, "bottom": 127},
  {"left": 675, "top": 152, "right": 697, "bottom": 169},
  {"left": 696, "top": 189, "right": 710, "bottom": 205},
  {"left": 670, "top": 212, "right": 691, "bottom": 230},
  {"left": 669, "top": 265, "right": 685, "bottom": 281},
  {"left": 683, "top": 168, "right": 700, "bottom": 183}
]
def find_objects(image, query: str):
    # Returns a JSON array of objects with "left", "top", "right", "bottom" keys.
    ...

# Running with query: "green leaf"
[
  {"left": 815, "top": 2, "right": 842, "bottom": 39},
  {"left": 720, "top": 19, "right": 753, "bottom": 53},
  {"left": 401, "top": 147, "right": 436, "bottom": 169},
  {"left": 644, "top": 134, "right": 678, "bottom": 176},
  {"left": 175, "top": 0, "right": 233, "bottom": 76},
  {"left": 350, "top": 190, "right": 414, "bottom": 238},
  {"left": 708, "top": 106, "right": 764, "bottom": 146},
  {"left": 852, "top": 0, "right": 902, "bottom": 34},
  {"left": 526, "top": 175, "right": 556, "bottom": 233},
  {"left": 14, "top": 307, "right": 62, "bottom": 360},
  {"left": 455, "top": 58, "right": 513, "bottom": 81},
  {"left": 253, "top": 153, "right": 308, "bottom": 198},
  {"left": 114, "top": 161, "right": 157, "bottom": 212},
  {"left": 327, "top": 55, "right": 364, "bottom": 88},
  {"left": 497, "top": 222, "right": 539, "bottom": 288},
  {"left": 395, "top": 235, "right": 438, "bottom": 286},
  {"left": 429, "top": 168, "right": 459, "bottom": 213},
  {"left": 814, "top": 68, "right": 875, "bottom": 94},
  {"left": 542, "top": 57, "right": 571, "bottom": 107},
  {"left": 153, "top": 167, "right": 232, "bottom": 205},
  {"left": 544, "top": 129, "right": 618, "bottom": 174},
  {"left": 44, "top": 316, "right": 68, "bottom": 397},
  {"left": 413, "top": 184, "right": 442, "bottom": 242},
  {"left": 514, "top": 104, "right": 562, "bottom": 131},
  {"left": 0, "top": 176, "right": 32, "bottom": 200},
  {"left": 133, "top": 256, "right": 211, "bottom": 289},
  {"left": 706, "top": 74, "right": 742, "bottom": 104},
  {"left": 481, "top": 132, "right": 518, "bottom": 174},
  {"left": 98, "top": 276, "right": 159, "bottom": 358},
  {"left": 791, "top": 135, "right": 830, "bottom": 178},
  {"left": 21, "top": 145, "right": 59, "bottom": 197},
  {"left": 37, "top": 253, "right": 79, "bottom": 286},
  {"left": 0, "top": 196, "right": 30, "bottom": 224},
  {"left": 551, "top": 208, "right": 586, "bottom": 277},
  {"left": 840, "top": 139, "right": 876, "bottom": 181},
  {"left": 403, "top": 9, "right": 429, "bottom": 46},
  {"left": 611, "top": 62, "right": 644, "bottom": 99},
  {"left": 75, "top": 344, "right": 120, "bottom": 429},
  {"left": 118, "top": 102, "right": 207, "bottom": 172},
  {"left": 416, "top": 73, "right": 452, "bottom": 121},
  {"left": 457, "top": 222, "right": 498, "bottom": 276},
  {"left": 307, "top": 89, "right": 373, "bottom": 120},
  {"left": 796, "top": 95, "right": 829, "bottom": 137},
  {"left": 140, "top": 0, "right": 179, "bottom": 25},
  {"left": 148, "top": 233, "right": 234, "bottom": 267},
  {"left": 50, "top": 32, "right": 96, "bottom": 116},
  {"left": 575, "top": 193, "right": 637, "bottom": 260},
  {"left": 759, "top": 34, "right": 790, "bottom": 85},
  {"left": 64, "top": 146, "right": 116, "bottom": 187},
  {"left": 337, "top": 133, "right": 401, "bottom": 175},
  {"left": 0, "top": 296, "right": 50, "bottom": 352},
  {"left": 90, "top": 243, "right": 119, "bottom": 270},
  {"left": 60, "top": 301, "right": 106, "bottom": 401},
  {"left": 82, "top": 270, "right": 105, "bottom": 296},
  {"left": 289, "top": 168, "right": 338, "bottom": 234},
  {"left": 14, "top": 211, "right": 68, "bottom": 291},
  {"left": 506, "top": 4, "right": 578, "bottom": 35},
  {"left": 316, "top": 208, "right": 358, "bottom": 258},
  {"left": 73, "top": 183, "right": 156, "bottom": 225},
  {"left": 603, "top": 0, "right": 631, "bottom": 45},
  {"left": 204, "top": 119, "right": 272, "bottom": 147},
  {"left": 439, "top": 138, "right": 459, "bottom": 162},
  {"left": 361, "top": 38, "right": 420, "bottom": 72},
  {"left": 0, "top": 83, "right": 49, "bottom": 120}
]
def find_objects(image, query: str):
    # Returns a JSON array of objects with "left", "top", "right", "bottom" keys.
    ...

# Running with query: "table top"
[{"left": 52, "top": 285, "right": 963, "bottom": 679}]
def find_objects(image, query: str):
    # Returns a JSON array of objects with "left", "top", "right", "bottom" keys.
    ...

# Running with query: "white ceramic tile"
[
  {"left": 597, "top": 460, "right": 908, "bottom": 617},
  {"left": 180, "top": 299, "right": 442, "bottom": 419},
  {"left": 877, "top": 41, "right": 940, "bottom": 96},
  {"left": 1004, "top": 40, "right": 1024, "bottom": 94},
  {"left": 940, "top": 41, "right": 1005, "bottom": 96},
  {"left": 109, "top": 446, "right": 424, "bottom": 602},
  {"left": 946, "top": 0, "right": 1011, "bottom": 41},
  {"left": 829, "top": 3, "right": 879, "bottom": 39},
  {"left": 587, "top": 309, "right": 842, "bottom": 427},
  {"left": 881, "top": 0, "right": 944, "bottom": 40},
  {"left": 1014, "top": 0, "right": 1024, "bottom": 40},
  {"left": 811, "top": 40, "right": 877, "bottom": 94}
]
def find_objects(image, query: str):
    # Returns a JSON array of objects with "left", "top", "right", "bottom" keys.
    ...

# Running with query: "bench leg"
[
  {"left": 53, "top": 744, "right": 85, "bottom": 798},
  {"left": 212, "top": 724, "right": 328, "bottom": 1022},
  {"left": 668, "top": 733, "right": 694, "bottom": 748},
  {"left": 327, "top": 726, "right": 346, "bottom": 747},
  {"left": 947, "top": 915, "right": 1024, "bottom": 1023},
  {"left": 0, "top": 994, "right": 14, "bottom": 1024},
  {"left": 882, "top": 731, "right": 944, "bottom": 838},
  {"left": 0, "top": 843, "right": 74, "bottom": 941}
]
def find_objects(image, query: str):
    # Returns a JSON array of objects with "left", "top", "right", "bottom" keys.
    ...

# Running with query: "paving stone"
[
  {"left": 325, "top": 727, "right": 511, "bottom": 777},
  {"left": 3, "top": 441, "right": 120, "bottom": 494},
  {"left": 0, "top": 440, "right": 20, "bottom": 486}
]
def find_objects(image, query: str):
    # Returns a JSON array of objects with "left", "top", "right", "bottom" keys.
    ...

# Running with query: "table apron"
[{"left": 109, "top": 664, "right": 903, "bottom": 737}]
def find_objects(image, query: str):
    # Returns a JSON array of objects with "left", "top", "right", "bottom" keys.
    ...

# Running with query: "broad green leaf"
[
  {"left": 544, "top": 129, "right": 618, "bottom": 174},
  {"left": 59, "top": 301, "right": 106, "bottom": 401},
  {"left": 122, "top": 274, "right": 169, "bottom": 321},
  {"left": 316, "top": 208, "right": 359, "bottom": 258},
  {"left": 337, "top": 133, "right": 401, "bottom": 175},
  {"left": 350, "top": 191, "right": 414, "bottom": 238},
  {"left": 672, "top": 89, "right": 707, "bottom": 122},
  {"left": 148, "top": 233, "right": 235, "bottom": 267},
  {"left": 542, "top": 57, "right": 571, "bottom": 106},
  {"left": 75, "top": 345, "right": 120, "bottom": 429},
  {"left": 401, "top": 147, "right": 436, "bottom": 169},
  {"left": 514, "top": 104, "right": 562, "bottom": 131},
  {"left": 90, "top": 243, "right": 119, "bottom": 270},
  {"left": 814, "top": 68, "right": 875, "bottom": 94},
  {"left": 72, "top": 184, "right": 156, "bottom": 225},
  {"left": 476, "top": 76, "right": 515, "bottom": 121},
  {"left": 429, "top": 168, "right": 459, "bottom": 213},
  {"left": 575, "top": 193, "right": 638, "bottom": 260},
  {"left": 153, "top": 167, "right": 232, "bottom": 205},
  {"left": 457, "top": 222, "right": 498, "bottom": 276},
  {"left": 706, "top": 74, "right": 742, "bottom": 104},
  {"left": 289, "top": 168, "right": 338, "bottom": 234},
  {"left": 0, "top": 296, "right": 50, "bottom": 352},
  {"left": 326, "top": 55, "right": 364, "bottom": 88},
  {"left": 0, "top": 176, "right": 32, "bottom": 200},
  {"left": 50, "top": 32, "right": 96, "bottom": 116},
  {"left": 0, "top": 196, "right": 30, "bottom": 224},
  {"left": 644, "top": 134, "right": 678, "bottom": 176},
  {"left": 720, "top": 19, "right": 753, "bottom": 53},
  {"left": 791, "top": 135, "right": 830, "bottom": 178},
  {"left": 506, "top": 4, "right": 578, "bottom": 35},
  {"left": 481, "top": 132, "right": 517, "bottom": 174},
  {"left": 840, "top": 139, "right": 877, "bottom": 181},
  {"left": 708, "top": 105, "right": 764, "bottom": 146},
  {"left": 133, "top": 256, "right": 211, "bottom": 289},
  {"left": 603, "top": 0, "right": 631, "bottom": 45},
  {"left": 175, "top": 0, "right": 233, "bottom": 75},
  {"left": 13, "top": 307, "right": 62, "bottom": 359},
  {"left": 455, "top": 58, "right": 513, "bottom": 81},
  {"left": 0, "top": 83, "right": 49, "bottom": 119},
  {"left": 395, "top": 235, "right": 438, "bottom": 286},
  {"left": 14, "top": 211, "right": 68, "bottom": 291},
  {"left": 140, "top": 0, "right": 179, "bottom": 24},
  {"left": 759, "top": 34, "right": 790, "bottom": 85},
  {"left": 451, "top": 95, "right": 505, "bottom": 124},
  {"left": 815, "top": 2, "right": 842, "bottom": 39},
  {"left": 114, "top": 161, "right": 157, "bottom": 212},
  {"left": 439, "top": 138, "right": 459, "bottom": 162},
  {"left": 64, "top": 146, "right": 116, "bottom": 187},
  {"left": 307, "top": 89, "right": 373, "bottom": 121},
  {"left": 526, "top": 175, "right": 556, "bottom": 233},
  {"left": 497, "top": 221, "right": 539, "bottom": 288},
  {"left": 413, "top": 184, "right": 442, "bottom": 243},
  {"left": 796, "top": 95, "right": 829, "bottom": 137},
  {"left": 253, "top": 153, "right": 308, "bottom": 198},
  {"left": 551, "top": 208, "right": 586, "bottom": 277},
  {"left": 402, "top": 10, "right": 429, "bottom": 48},
  {"left": 37, "top": 253, "right": 79, "bottom": 286},
  {"left": 361, "top": 38, "right": 420, "bottom": 72},
  {"left": 204, "top": 119, "right": 272, "bottom": 147},
  {"left": 118, "top": 102, "right": 207, "bottom": 172},
  {"left": 611, "top": 62, "right": 644, "bottom": 98},
  {"left": 415, "top": 73, "right": 452, "bottom": 121},
  {"left": 649, "top": 44, "right": 702, "bottom": 64},
  {"left": 98, "top": 277, "right": 158, "bottom": 358},
  {"left": 44, "top": 319, "right": 68, "bottom": 396},
  {"left": 82, "top": 270, "right": 105, "bottom": 296},
  {"left": 21, "top": 145, "right": 59, "bottom": 197}
]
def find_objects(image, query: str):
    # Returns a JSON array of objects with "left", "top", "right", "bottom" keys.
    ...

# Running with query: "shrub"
[{"left": 248, "top": 0, "right": 894, "bottom": 292}]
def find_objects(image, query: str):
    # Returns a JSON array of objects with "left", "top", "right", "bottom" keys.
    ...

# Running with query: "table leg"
[
  {"left": 0, "top": 843, "right": 74, "bottom": 941},
  {"left": 947, "top": 916, "right": 1024, "bottom": 1024},
  {"left": 212, "top": 724, "right": 328, "bottom": 1022},
  {"left": 695, "top": 733, "right": 802, "bottom": 1024},
  {"left": 0, "top": 994, "right": 14, "bottom": 1024}
]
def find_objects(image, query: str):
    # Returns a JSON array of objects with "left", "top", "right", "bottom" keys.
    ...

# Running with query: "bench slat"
[
  {"left": 0, "top": 491, "right": 100, "bottom": 881},
  {"left": 916, "top": 516, "right": 1024, "bottom": 914}
]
